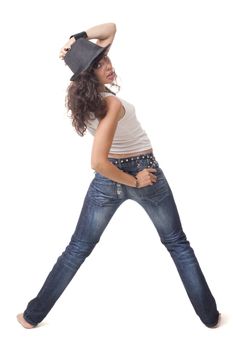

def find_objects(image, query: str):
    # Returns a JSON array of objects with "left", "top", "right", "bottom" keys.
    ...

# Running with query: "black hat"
[{"left": 64, "top": 38, "right": 111, "bottom": 81}]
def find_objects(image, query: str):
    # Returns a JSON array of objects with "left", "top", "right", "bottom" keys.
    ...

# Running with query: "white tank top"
[{"left": 86, "top": 92, "right": 152, "bottom": 154}]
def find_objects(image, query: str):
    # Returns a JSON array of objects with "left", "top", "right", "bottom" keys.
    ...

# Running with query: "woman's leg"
[
  {"left": 21, "top": 176, "right": 125, "bottom": 327},
  {"left": 132, "top": 165, "right": 219, "bottom": 327}
]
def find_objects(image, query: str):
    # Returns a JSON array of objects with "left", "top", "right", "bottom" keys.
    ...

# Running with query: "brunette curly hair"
[{"left": 65, "top": 59, "right": 120, "bottom": 136}]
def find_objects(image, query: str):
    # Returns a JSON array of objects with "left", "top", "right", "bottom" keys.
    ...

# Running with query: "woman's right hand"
[
  {"left": 59, "top": 37, "right": 76, "bottom": 60},
  {"left": 136, "top": 168, "right": 157, "bottom": 188}
]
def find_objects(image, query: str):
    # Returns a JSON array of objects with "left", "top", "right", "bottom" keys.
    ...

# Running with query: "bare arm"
[
  {"left": 86, "top": 22, "right": 116, "bottom": 47},
  {"left": 91, "top": 96, "right": 137, "bottom": 187}
]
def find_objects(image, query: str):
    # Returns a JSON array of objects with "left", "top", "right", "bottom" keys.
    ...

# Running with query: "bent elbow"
[
  {"left": 91, "top": 159, "right": 108, "bottom": 173},
  {"left": 91, "top": 160, "right": 102, "bottom": 172},
  {"left": 91, "top": 162, "right": 98, "bottom": 171},
  {"left": 112, "top": 23, "right": 117, "bottom": 33}
]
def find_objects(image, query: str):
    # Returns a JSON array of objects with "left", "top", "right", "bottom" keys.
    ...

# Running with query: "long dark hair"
[{"left": 65, "top": 61, "right": 120, "bottom": 136}]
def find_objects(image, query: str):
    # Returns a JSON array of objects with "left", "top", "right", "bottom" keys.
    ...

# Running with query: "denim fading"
[{"left": 23, "top": 152, "right": 219, "bottom": 327}]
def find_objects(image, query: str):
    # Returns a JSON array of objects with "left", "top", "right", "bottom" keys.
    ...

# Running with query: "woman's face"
[{"left": 93, "top": 54, "right": 116, "bottom": 85}]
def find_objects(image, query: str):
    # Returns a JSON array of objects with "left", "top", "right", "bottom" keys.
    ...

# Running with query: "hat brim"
[{"left": 70, "top": 43, "right": 111, "bottom": 81}]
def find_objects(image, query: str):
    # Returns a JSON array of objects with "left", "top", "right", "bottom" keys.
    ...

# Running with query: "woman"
[{"left": 17, "top": 23, "right": 220, "bottom": 329}]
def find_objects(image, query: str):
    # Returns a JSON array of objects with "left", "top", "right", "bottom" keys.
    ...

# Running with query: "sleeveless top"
[{"left": 86, "top": 92, "right": 152, "bottom": 154}]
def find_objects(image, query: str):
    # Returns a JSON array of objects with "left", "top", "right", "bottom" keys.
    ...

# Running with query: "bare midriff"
[{"left": 108, "top": 148, "right": 153, "bottom": 159}]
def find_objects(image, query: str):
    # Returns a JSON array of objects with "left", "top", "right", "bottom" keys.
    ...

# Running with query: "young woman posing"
[{"left": 17, "top": 23, "right": 220, "bottom": 329}]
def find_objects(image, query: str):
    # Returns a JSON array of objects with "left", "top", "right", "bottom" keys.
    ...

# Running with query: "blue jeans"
[{"left": 23, "top": 152, "right": 219, "bottom": 327}]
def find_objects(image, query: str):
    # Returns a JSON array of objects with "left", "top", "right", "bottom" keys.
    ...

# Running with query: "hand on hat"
[{"left": 59, "top": 37, "right": 76, "bottom": 60}]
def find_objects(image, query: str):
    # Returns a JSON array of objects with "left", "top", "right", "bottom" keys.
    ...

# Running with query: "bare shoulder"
[
  {"left": 103, "top": 95, "right": 123, "bottom": 121},
  {"left": 104, "top": 95, "right": 121, "bottom": 107}
]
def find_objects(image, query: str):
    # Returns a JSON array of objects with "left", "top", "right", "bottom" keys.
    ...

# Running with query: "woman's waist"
[
  {"left": 108, "top": 148, "right": 153, "bottom": 159},
  {"left": 107, "top": 149, "right": 158, "bottom": 174}
]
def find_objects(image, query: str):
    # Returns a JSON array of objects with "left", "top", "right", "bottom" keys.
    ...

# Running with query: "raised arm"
[
  {"left": 59, "top": 22, "right": 116, "bottom": 59},
  {"left": 86, "top": 22, "right": 116, "bottom": 47}
]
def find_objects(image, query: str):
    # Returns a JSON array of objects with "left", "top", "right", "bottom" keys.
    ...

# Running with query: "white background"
[{"left": 1, "top": 0, "right": 233, "bottom": 349}]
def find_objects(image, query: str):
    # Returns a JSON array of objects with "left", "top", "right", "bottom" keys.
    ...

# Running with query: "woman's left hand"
[{"left": 59, "top": 37, "right": 76, "bottom": 60}]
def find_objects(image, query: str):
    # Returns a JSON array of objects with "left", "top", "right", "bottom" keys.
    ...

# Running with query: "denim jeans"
[{"left": 23, "top": 152, "right": 219, "bottom": 327}]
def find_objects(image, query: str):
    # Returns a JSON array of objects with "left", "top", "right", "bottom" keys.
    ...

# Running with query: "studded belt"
[{"left": 108, "top": 152, "right": 156, "bottom": 165}]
